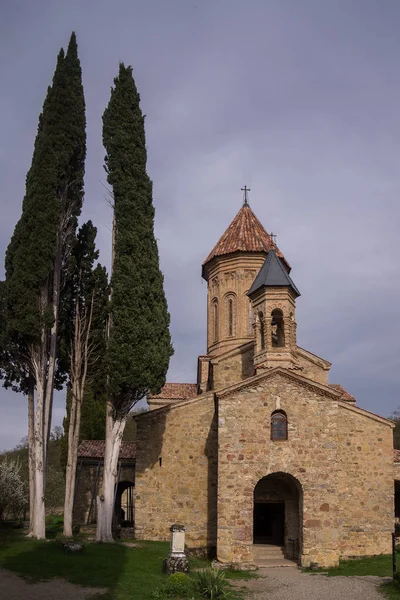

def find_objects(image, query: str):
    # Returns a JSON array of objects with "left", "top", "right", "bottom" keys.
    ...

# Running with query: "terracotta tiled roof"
[
  {"left": 148, "top": 383, "right": 198, "bottom": 401},
  {"left": 329, "top": 384, "right": 356, "bottom": 403},
  {"left": 78, "top": 440, "right": 136, "bottom": 460},
  {"left": 202, "top": 204, "right": 289, "bottom": 271},
  {"left": 394, "top": 449, "right": 400, "bottom": 463}
]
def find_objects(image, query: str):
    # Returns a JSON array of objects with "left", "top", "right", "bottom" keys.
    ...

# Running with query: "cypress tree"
[
  {"left": 96, "top": 63, "right": 173, "bottom": 541},
  {"left": 1, "top": 32, "right": 86, "bottom": 538}
]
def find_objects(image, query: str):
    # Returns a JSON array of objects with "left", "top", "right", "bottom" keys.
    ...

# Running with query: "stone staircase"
[{"left": 253, "top": 544, "right": 297, "bottom": 567}]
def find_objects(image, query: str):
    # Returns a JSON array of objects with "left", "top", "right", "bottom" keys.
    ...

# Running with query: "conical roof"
[
  {"left": 202, "top": 204, "right": 289, "bottom": 275},
  {"left": 248, "top": 248, "right": 300, "bottom": 298}
]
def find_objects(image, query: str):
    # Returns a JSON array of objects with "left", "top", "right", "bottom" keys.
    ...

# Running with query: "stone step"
[
  {"left": 255, "top": 558, "right": 297, "bottom": 568},
  {"left": 253, "top": 544, "right": 285, "bottom": 557},
  {"left": 253, "top": 545, "right": 297, "bottom": 568}
]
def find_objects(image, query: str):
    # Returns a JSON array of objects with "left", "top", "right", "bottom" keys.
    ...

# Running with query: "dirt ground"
[
  {"left": 0, "top": 565, "right": 392, "bottom": 600},
  {"left": 0, "top": 568, "right": 107, "bottom": 600},
  {"left": 233, "top": 566, "right": 391, "bottom": 599}
]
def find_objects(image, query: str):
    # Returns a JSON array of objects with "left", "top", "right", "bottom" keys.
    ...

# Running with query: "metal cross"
[
  {"left": 241, "top": 185, "right": 250, "bottom": 206},
  {"left": 270, "top": 232, "right": 277, "bottom": 247}
]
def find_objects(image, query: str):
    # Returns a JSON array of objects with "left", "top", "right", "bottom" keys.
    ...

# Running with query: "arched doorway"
[
  {"left": 253, "top": 472, "right": 302, "bottom": 561},
  {"left": 395, "top": 481, "right": 400, "bottom": 521},
  {"left": 114, "top": 480, "right": 135, "bottom": 527}
]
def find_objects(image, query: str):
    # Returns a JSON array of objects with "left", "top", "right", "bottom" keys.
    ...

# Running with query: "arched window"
[
  {"left": 258, "top": 311, "right": 265, "bottom": 350},
  {"left": 212, "top": 299, "right": 219, "bottom": 342},
  {"left": 249, "top": 299, "right": 253, "bottom": 334},
  {"left": 271, "top": 411, "right": 288, "bottom": 441},
  {"left": 271, "top": 309, "right": 284, "bottom": 347},
  {"left": 228, "top": 299, "right": 233, "bottom": 336},
  {"left": 224, "top": 294, "right": 236, "bottom": 337}
]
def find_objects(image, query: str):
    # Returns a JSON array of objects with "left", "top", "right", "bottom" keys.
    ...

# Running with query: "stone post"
[{"left": 163, "top": 524, "right": 190, "bottom": 574}]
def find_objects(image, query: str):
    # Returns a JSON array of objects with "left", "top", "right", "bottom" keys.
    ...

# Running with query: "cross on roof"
[
  {"left": 270, "top": 232, "right": 277, "bottom": 247},
  {"left": 241, "top": 185, "right": 250, "bottom": 206}
]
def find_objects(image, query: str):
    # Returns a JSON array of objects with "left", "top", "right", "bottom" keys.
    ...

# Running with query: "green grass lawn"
[
  {"left": 381, "top": 582, "right": 400, "bottom": 599},
  {"left": 317, "top": 553, "right": 400, "bottom": 599},
  {"left": 323, "top": 553, "right": 398, "bottom": 577},
  {"left": 0, "top": 518, "right": 242, "bottom": 599}
]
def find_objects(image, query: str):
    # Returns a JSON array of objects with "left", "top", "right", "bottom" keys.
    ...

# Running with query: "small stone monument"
[{"left": 163, "top": 524, "right": 190, "bottom": 574}]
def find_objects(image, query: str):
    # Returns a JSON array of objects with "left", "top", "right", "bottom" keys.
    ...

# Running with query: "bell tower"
[
  {"left": 201, "top": 190, "right": 290, "bottom": 358},
  {"left": 248, "top": 246, "right": 301, "bottom": 371}
]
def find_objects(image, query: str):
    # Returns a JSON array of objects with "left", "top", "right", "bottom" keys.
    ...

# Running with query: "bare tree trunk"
[
  {"left": 96, "top": 404, "right": 126, "bottom": 542},
  {"left": 63, "top": 381, "right": 79, "bottom": 537},
  {"left": 44, "top": 238, "right": 62, "bottom": 469},
  {"left": 96, "top": 211, "right": 124, "bottom": 543},
  {"left": 26, "top": 378, "right": 36, "bottom": 536},
  {"left": 28, "top": 286, "right": 50, "bottom": 540},
  {"left": 31, "top": 373, "right": 46, "bottom": 539},
  {"left": 63, "top": 292, "right": 94, "bottom": 537}
]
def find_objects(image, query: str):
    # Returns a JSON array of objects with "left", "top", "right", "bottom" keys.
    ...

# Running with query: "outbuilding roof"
[{"left": 78, "top": 440, "right": 136, "bottom": 460}]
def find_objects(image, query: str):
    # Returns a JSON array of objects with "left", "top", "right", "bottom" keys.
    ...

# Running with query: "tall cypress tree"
[
  {"left": 1, "top": 32, "right": 86, "bottom": 539},
  {"left": 96, "top": 64, "right": 173, "bottom": 541}
]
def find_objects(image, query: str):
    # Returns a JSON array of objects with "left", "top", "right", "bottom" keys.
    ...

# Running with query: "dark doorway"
[
  {"left": 395, "top": 481, "right": 400, "bottom": 519},
  {"left": 253, "top": 472, "right": 302, "bottom": 561},
  {"left": 253, "top": 502, "right": 285, "bottom": 545},
  {"left": 114, "top": 481, "right": 134, "bottom": 527}
]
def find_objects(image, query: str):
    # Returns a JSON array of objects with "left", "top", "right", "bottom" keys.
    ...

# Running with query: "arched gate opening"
[{"left": 253, "top": 472, "right": 302, "bottom": 561}]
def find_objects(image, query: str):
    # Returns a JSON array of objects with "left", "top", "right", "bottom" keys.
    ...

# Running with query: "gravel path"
[
  {"left": 233, "top": 567, "right": 391, "bottom": 600},
  {"left": 0, "top": 568, "right": 106, "bottom": 600}
]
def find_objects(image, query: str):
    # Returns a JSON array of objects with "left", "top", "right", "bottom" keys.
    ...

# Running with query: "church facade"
[{"left": 134, "top": 198, "right": 395, "bottom": 568}]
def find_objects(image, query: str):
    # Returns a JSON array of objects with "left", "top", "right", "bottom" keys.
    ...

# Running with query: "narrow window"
[
  {"left": 258, "top": 312, "right": 265, "bottom": 350},
  {"left": 271, "top": 411, "right": 288, "bottom": 441},
  {"left": 271, "top": 309, "right": 284, "bottom": 347},
  {"left": 213, "top": 300, "right": 219, "bottom": 342},
  {"left": 228, "top": 299, "right": 233, "bottom": 336},
  {"left": 249, "top": 300, "right": 253, "bottom": 334}
]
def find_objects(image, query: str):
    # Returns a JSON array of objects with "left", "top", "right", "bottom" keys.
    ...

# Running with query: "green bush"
[
  {"left": 151, "top": 572, "right": 194, "bottom": 598},
  {"left": 165, "top": 572, "right": 192, "bottom": 597},
  {"left": 193, "top": 568, "right": 229, "bottom": 599}
]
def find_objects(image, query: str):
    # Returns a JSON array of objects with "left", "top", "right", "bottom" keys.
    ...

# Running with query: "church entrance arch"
[{"left": 253, "top": 472, "right": 302, "bottom": 560}]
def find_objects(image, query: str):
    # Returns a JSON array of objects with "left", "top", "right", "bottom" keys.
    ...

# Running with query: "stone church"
[{"left": 133, "top": 196, "right": 396, "bottom": 568}]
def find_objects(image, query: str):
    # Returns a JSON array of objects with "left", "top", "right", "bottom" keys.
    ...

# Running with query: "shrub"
[
  {"left": 164, "top": 572, "right": 193, "bottom": 597},
  {"left": 192, "top": 568, "right": 229, "bottom": 599},
  {"left": 0, "top": 457, "right": 27, "bottom": 522},
  {"left": 151, "top": 572, "right": 194, "bottom": 599}
]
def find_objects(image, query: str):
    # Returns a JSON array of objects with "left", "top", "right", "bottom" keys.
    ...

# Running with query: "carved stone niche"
[
  {"left": 211, "top": 276, "right": 219, "bottom": 289},
  {"left": 224, "top": 271, "right": 236, "bottom": 282}
]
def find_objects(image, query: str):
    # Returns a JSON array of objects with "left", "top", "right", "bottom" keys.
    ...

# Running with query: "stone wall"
[
  {"left": 134, "top": 393, "right": 217, "bottom": 553},
  {"left": 211, "top": 343, "right": 254, "bottom": 390},
  {"left": 73, "top": 461, "right": 135, "bottom": 525},
  {"left": 216, "top": 371, "right": 393, "bottom": 568},
  {"left": 295, "top": 348, "right": 330, "bottom": 385},
  {"left": 337, "top": 403, "right": 394, "bottom": 558}
]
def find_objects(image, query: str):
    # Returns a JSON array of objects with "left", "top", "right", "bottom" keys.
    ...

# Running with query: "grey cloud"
[{"left": 1, "top": 0, "right": 399, "bottom": 450}]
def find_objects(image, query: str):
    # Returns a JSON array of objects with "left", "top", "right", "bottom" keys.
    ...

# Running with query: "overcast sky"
[{"left": 1, "top": 0, "right": 399, "bottom": 451}]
